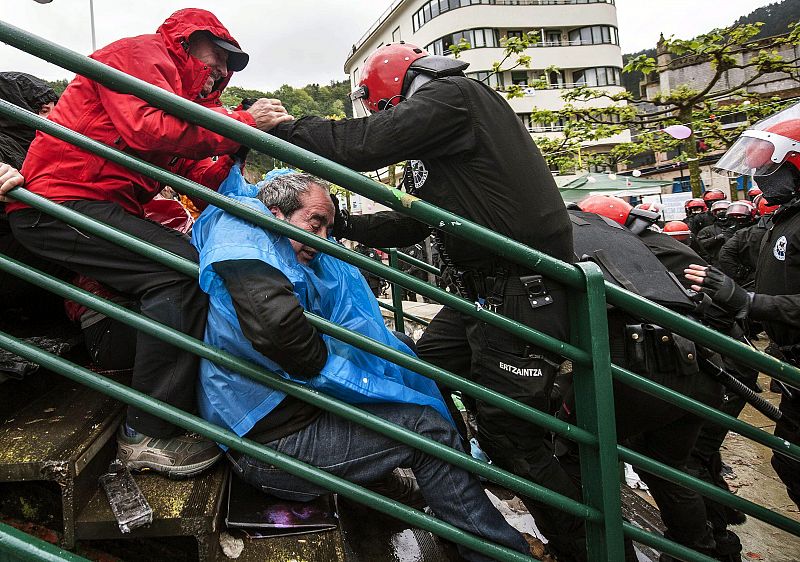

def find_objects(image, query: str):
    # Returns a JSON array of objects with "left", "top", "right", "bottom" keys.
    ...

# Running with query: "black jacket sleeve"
[
  {"left": 212, "top": 259, "right": 327, "bottom": 378},
  {"left": 270, "top": 78, "right": 474, "bottom": 172},
  {"left": 750, "top": 293, "right": 800, "bottom": 328},
  {"left": 717, "top": 232, "right": 744, "bottom": 279},
  {"left": 342, "top": 211, "right": 431, "bottom": 248}
]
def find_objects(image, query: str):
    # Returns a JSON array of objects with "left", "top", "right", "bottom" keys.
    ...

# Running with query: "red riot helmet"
[
  {"left": 710, "top": 200, "right": 731, "bottom": 216},
  {"left": 635, "top": 202, "right": 663, "bottom": 219},
  {"left": 702, "top": 189, "right": 726, "bottom": 204},
  {"left": 746, "top": 186, "right": 762, "bottom": 200},
  {"left": 715, "top": 102, "right": 800, "bottom": 177},
  {"left": 685, "top": 198, "right": 707, "bottom": 214},
  {"left": 579, "top": 195, "right": 632, "bottom": 225},
  {"left": 726, "top": 200, "right": 755, "bottom": 221},
  {"left": 663, "top": 221, "right": 692, "bottom": 244},
  {"left": 754, "top": 194, "right": 780, "bottom": 216},
  {"left": 350, "top": 42, "right": 469, "bottom": 114}
]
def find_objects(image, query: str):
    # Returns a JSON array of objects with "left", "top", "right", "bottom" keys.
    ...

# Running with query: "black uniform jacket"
[
  {"left": 753, "top": 200, "right": 800, "bottom": 347},
  {"left": 271, "top": 76, "right": 573, "bottom": 271},
  {"left": 697, "top": 222, "right": 734, "bottom": 264},
  {"left": 639, "top": 228, "right": 708, "bottom": 289},
  {"left": 718, "top": 216, "right": 772, "bottom": 287}
]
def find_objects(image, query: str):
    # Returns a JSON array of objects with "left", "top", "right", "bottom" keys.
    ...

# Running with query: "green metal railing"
[{"left": 0, "top": 19, "right": 798, "bottom": 562}]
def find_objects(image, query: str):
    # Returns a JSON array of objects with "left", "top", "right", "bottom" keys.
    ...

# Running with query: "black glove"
[
  {"left": 698, "top": 266, "right": 751, "bottom": 320},
  {"left": 329, "top": 193, "right": 351, "bottom": 239}
]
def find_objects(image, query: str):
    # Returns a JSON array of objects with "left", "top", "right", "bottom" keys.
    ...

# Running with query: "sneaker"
[{"left": 117, "top": 426, "right": 222, "bottom": 479}]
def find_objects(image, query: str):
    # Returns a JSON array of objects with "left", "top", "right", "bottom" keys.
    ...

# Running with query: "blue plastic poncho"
[{"left": 191, "top": 167, "right": 453, "bottom": 440}]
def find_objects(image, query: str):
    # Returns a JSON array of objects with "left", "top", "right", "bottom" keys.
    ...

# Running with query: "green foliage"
[
  {"left": 46, "top": 79, "right": 69, "bottom": 96},
  {"left": 221, "top": 80, "right": 353, "bottom": 178},
  {"left": 521, "top": 17, "right": 800, "bottom": 195}
]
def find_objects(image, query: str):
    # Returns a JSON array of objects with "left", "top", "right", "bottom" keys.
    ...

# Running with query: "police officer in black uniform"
[
  {"left": 697, "top": 200, "right": 735, "bottom": 266},
  {"left": 687, "top": 103, "right": 800, "bottom": 509},
  {"left": 271, "top": 43, "right": 583, "bottom": 560},
  {"left": 575, "top": 196, "right": 746, "bottom": 560},
  {"left": 718, "top": 196, "right": 776, "bottom": 289}
]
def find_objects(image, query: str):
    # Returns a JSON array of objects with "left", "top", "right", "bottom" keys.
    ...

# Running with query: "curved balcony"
[{"left": 412, "top": 0, "right": 616, "bottom": 33}]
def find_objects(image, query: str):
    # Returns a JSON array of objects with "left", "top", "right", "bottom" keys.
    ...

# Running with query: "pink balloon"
[{"left": 662, "top": 125, "right": 693, "bottom": 139}]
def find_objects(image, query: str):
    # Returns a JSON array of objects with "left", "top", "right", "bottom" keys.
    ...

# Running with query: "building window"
[
  {"left": 511, "top": 70, "right": 529, "bottom": 85},
  {"left": 567, "top": 25, "right": 619, "bottom": 46},
  {"left": 545, "top": 30, "right": 562, "bottom": 46},
  {"left": 506, "top": 30, "right": 524, "bottom": 40},
  {"left": 467, "top": 70, "right": 504, "bottom": 89},
  {"left": 571, "top": 66, "right": 621, "bottom": 87},
  {"left": 392, "top": 26, "right": 401, "bottom": 42},
  {"left": 425, "top": 28, "right": 498, "bottom": 55},
  {"left": 412, "top": 0, "right": 616, "bottom": 32}
]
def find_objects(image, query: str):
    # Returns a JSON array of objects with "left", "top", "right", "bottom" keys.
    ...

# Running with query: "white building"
[{"left": 344, "top": 0, "right": 630, "bottom": 162}]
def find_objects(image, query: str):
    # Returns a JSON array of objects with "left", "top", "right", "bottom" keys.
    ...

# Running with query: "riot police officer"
[
  {"left": 271, "top": 42, "right": 583, "bottom": 560},
  {"left": 687, "top": 102, "right": 800, "bottom": 509}
]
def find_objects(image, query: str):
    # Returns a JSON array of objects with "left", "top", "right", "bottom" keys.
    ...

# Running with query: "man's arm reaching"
[{"left": 213, "top": 259, "right": 327, "bottom": 377}]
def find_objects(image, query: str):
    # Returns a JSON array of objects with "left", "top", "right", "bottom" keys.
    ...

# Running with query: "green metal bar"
[
  {"left": 379, "top": 247, "right": 441, "bottom": 277},
  {"left": 1, "top": 24, "right": 798, "bottom": 385},
  {"left": 304, "top": 313, "right": 597, "bottom": 447},
  {"left": 569, "top": 263, "right": 625, "bottom": 561},
  {"left": 5, "top": 181, "right": 795, "bottom": 460},
  {"left": 612, "top": 364, "right": 800, "bottom": 462},
  {"left": 602, "top": 282, "right": 800, "bottom": 388},
  {"left": 388, "top": 249, "right": 406, "bottom": 333},
  {"left": 0, "top": 187, "right": 597, "bottom": 448},
  {"left": 377, "top": 301, "right": 431, "bottom": 327},
  {"left": 619, "top": 446, "right": 800, "bottom": 537},
  {"left": 5, "top": 175, "right": 797, "bottom": 457},
  {"left": 0, "top": 252, "right": 599, "bottom": 522},
  {"left": 0, "top": 102, "right": 586, "bottom": 365},
  {"left": 0, "top": 19, "right": 582, "bottom": 290},
  {"left": 622, "top": 523, "right": 717, "bottom": 562},
  {"left": 0, "top": 333, "right": 533, "bottom": 562},
  {"left": 0, "top": 522, "right": 89, "bottom": 562}
]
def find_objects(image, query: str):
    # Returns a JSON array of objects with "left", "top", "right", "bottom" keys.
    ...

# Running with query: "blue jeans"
[{"left": 228, "top": 402, "right": 529, "bottom": 562}]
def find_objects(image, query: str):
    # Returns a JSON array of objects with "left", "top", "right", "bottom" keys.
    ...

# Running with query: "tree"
[{"left": 476, "top": 22, "right": 800, "bottom": 196}]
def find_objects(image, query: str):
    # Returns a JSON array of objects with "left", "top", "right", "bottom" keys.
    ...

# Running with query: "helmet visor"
[{"left": 714, "top": 130, "right": 800, "bottom": 177}]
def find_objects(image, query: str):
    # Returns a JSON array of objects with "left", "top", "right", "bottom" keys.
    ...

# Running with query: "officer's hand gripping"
[{"left": 685, "top": 264, "right": 751, "bottom": 320}]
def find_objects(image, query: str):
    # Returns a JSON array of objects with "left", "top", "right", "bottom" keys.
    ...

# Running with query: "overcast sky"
[{"left": 0, "top": 0, "right": 778, "bottom": 91}]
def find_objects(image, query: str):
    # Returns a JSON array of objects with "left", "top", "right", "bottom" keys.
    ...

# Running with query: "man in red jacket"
[{"left": 2, "top": 9, "right": 293, "bottom": 478}]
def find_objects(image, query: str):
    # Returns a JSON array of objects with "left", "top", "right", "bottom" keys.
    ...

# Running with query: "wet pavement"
[{"left": 718, "top": 373, "right": 800, "bottom": 562}]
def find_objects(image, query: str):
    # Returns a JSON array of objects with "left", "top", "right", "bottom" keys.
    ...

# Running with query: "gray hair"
[{"left": 257, "top": 172, "right": 331, "bottom": 216}]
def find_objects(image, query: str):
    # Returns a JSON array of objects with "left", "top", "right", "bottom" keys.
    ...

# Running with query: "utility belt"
[
  {"left": 451, "top": 266, "right": 554, "bottom": 312},
  {"left": 609, "top": 315, "right": 700, "bottom": 378}
]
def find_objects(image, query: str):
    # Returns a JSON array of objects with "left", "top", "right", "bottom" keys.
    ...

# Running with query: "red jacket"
[{"left": 9, "top": 8, "right": 255, "bottom": 216}]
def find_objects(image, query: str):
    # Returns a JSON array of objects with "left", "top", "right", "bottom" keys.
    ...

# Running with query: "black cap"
[{"left": 210, "top": 36, "right": 249, "bottom": 72}]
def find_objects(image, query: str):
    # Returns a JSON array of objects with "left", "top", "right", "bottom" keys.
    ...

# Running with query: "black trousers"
[
  {"left": 558, "top": 341, "right": 724, "bottom": 550},
  {"left": 9, "top": 201, "right": 208, "bottom": 437},
  {"left": 772, "top": 393, "right": 800, "bottom": 508},
  {"left": 416, "top": 282, "right": 588, "bottom": 561}
]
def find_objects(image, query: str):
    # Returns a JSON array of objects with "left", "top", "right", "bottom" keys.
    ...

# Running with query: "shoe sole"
[{"left": 124, "top": 454, "right": 222, "bottom": 480}]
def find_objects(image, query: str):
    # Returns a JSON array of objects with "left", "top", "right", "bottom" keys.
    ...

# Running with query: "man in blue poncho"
[{"left": 191, "top": 170, "right": 534, "bottom": 561}]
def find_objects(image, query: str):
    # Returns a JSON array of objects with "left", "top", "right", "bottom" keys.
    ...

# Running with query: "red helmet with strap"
[
  {"left": 579, "top": 195, "right": 632, "bottom": 225},
  {"left": 746, "top": 186, "right": 762, "bottom": 199},
  {"left": 350, "top": 42, "right": 469, "bottom": 113},
  {"left": 710, "top": 200, "right": 731, "bottom": 215},
  {"left": 663, "top": 221, "right": 691, "bottom": 237},
  {"left": 684, "top": 198, "right": 707, "bottom": 212},
  {"left": 726, "top": 200, "right": 755, "bottom": 219},
  {"left": 754, "top": 194, "right": 780, "bottom": 216},
  {"left": 702, "top": 189, "right": 726, "bottom": 203}
]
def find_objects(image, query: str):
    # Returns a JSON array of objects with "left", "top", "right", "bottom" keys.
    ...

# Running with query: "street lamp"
[{"left": 32, "top": 0, "right": 96, "bottom": 52}]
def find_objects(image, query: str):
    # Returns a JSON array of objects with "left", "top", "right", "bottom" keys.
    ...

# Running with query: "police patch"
[
  {"left": 774, "top": 235, "right": 788, "bottom": 262},
  {"left": 402, "top": 160, "right": 428, "bottom": 195}
]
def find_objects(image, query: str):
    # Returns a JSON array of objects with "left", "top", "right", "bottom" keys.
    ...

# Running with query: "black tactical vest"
[{"left": 569, "top": 211, "right": 696, "bottom": 313}]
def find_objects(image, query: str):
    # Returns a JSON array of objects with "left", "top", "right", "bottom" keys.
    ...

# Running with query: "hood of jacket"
[
  {"left": 0, "top": 72, "right": 58, "bottom": 168},
  {"left": 155, "top": 8, "right": 244, "bottom": 105}
]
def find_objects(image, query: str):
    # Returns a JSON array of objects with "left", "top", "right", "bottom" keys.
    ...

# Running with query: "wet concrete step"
[
  {"left": 75, "top": 463, "right": 228, "bottom": 562},
  {"left": 217, "top": 529, "right": 346, "bottom": 561},
  {"left": 0, "top": 377, "right": 124, "bottom": 548}
]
